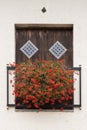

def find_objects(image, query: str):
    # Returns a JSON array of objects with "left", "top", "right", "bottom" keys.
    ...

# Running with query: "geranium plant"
[{"left": 11, "top": 59, "right": 75, "bottom": 110}]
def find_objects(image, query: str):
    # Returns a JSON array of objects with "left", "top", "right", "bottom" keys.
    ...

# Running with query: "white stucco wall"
[{"left": 0, "top": 0, "right": 87, "bottom": 130}]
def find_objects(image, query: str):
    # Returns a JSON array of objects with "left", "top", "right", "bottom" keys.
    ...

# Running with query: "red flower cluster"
[{"left": 11, "top": 59, "right": 75, "bottom": 110}]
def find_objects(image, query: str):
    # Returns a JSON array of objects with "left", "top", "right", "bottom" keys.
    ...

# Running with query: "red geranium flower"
[{"left": 10, "top": 59, "right": 75, "bottom": 110}]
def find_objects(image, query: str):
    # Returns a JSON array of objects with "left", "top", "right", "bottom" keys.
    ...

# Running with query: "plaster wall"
[{"left": 0, "top": 0, "right": 87, "bottom": 130}]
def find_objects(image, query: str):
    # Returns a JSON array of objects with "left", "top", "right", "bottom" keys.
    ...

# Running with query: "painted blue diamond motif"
[
  {"left": 49, "top": 41, "right": 67, "bottom": 59},
  {"left": 20, "top": 40, "right": 39, "bottom": 58}
]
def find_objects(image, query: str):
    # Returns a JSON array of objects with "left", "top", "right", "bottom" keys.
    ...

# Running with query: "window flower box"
[{"left": 12, "top": 59, "right": 74, "bottom": 111}]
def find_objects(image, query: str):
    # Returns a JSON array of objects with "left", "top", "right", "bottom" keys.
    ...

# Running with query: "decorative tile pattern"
[
  {"left": 49, "top": 41, "right": 67, "bottom": 59},
  {"left": 20, "top": 40, "right": 38, "bottom": 58}
]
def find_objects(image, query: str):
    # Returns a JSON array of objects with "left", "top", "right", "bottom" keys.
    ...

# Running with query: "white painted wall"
[{"left": 0, "top": 0, "right": 87, "bottom": 130}]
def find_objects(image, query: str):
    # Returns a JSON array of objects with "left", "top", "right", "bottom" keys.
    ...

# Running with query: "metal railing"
[{"left": 7, "top": 66, "right": 82, "bottom": 109}]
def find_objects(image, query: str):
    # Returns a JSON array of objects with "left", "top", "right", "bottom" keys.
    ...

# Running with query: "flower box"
[{"left": 12, "top": 59, "right": 74, "bottom": 111}]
